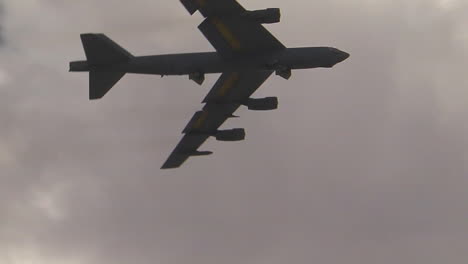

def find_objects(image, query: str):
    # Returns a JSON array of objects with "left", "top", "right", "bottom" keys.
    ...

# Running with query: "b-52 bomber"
[{"left": 70, "top": 0, "right": 349, "bottom": 169}]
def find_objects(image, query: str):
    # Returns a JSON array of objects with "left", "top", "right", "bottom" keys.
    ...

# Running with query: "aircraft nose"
[{"left": 338, "top": 51, "right": 350, "bottom": 62}]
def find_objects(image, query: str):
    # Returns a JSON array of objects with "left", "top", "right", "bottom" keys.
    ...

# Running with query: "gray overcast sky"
[{"left": 0, "top": 0, "right": 467, "bottom": 264}]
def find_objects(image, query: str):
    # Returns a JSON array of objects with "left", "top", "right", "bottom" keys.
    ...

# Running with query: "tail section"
[
  {"left": 80, "top": 33, "right": 132, "bottom": 65},
  {"left": 70, "top": 33, "right": 133, "bottom": 100},
  {"left": 89, "top": 71, "right": 125, "bottom": 100}
]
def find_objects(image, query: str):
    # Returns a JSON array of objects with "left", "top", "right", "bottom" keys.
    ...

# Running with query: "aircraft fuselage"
[{"left": 70, "top": 47, "right": 349, "bottom": 75}]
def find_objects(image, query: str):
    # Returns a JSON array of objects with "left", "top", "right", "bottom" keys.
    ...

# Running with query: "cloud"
[{"left": 0, "top": 1, "right": 467, "bottom": 264}]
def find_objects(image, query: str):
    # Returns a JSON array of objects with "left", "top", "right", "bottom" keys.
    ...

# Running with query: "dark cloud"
[{"left": 0, "top": 0, "right": 467, "bottom": 264}]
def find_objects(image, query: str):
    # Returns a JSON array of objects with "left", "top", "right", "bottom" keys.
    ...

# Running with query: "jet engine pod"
[
  {"left": 189, "top": 72, "right": 205, "bottom": 85},
  {"left": 215, "top": 128, "right": 245, "bottom": 142},
  {"left": 242, "top": 8, "right": 281, "bottom": 24},
  {"left": 184, "top": 150, "right": 213, "bottom": 156},
  {"left": 244, "top": 97, "right": 278, "bottom": 111}
]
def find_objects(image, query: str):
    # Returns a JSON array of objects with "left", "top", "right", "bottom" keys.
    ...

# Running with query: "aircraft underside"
[{"left": 69, "top": 0, "right": 349, "bottom": 169}]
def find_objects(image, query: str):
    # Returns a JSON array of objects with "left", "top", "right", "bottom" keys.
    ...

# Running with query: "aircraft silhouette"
[{"left": 70, "top": 0, "right": 349, "bottom": 169}]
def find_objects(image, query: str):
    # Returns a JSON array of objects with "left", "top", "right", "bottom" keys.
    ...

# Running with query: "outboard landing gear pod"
[{"left": 189, "top": 72, "right": 205, "bottom": 85}]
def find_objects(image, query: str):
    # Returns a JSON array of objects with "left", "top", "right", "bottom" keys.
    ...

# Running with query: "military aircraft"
[{"left": 70, "top": 0, "right": 349, "bottom": 169}]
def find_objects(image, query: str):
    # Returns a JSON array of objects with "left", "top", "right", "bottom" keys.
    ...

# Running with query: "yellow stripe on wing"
[
  {"left": 193, "top": 111, "right": 209, "bottom": 130},
  {"left": 211, "top": 17, "right": 241, "bottom": 51},
  {"left": 217, "top": 72, "right": 240, "bottom": 97},
  {"left": 196, "top": 0, "right": 206, "bottom": 7}
]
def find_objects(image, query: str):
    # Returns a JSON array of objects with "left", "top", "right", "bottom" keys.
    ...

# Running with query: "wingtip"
[
  {"left": 161, "top": 165, "right": 177, "bottom": 170},
  {"left": 180, "top": 0, "right": 199, "bottom": 15},
  {"left": 161, "top": 161, "right": 181, "bottom": 169},
  {"left": 80, "top": 33, "right": 98, "bottom": 41}
]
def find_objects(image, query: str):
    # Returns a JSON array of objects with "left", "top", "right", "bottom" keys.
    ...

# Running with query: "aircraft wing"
[
  {"left": 161, "top": 70, "right": 273, "bottom": 169},
  {"left": 180, "top": 0, "right": 285, "bottom": 58}
]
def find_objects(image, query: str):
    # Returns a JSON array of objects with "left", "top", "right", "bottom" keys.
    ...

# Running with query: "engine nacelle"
[
  {"left": 215, "top": 128, "right": 246, "bottom": 142},
  {"left": 244, "top": 97, "right": 278, "bottom": 111},
  {"left": 189, "top": 72, "right": 205, "bottom": 85},
  {"left": 185, "top": 150, "right": 213, "bottom": 156},
  {"left": 242, "top": 8, "right": 281, "bottom": 24}
]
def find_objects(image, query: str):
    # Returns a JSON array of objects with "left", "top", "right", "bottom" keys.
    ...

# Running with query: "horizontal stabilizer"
[{"left": 89, "top": 71, "right": 125, "bottom": 100}]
